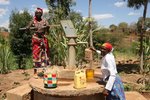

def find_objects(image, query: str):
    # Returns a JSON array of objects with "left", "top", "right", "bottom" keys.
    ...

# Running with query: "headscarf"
[
  {"left": 102, "top": 42, "right": 113, "bottom": 52},
  {"left": 34, "top": 7, "right": 43, "bottom": 21},
  {"left": 35, "top": 7, "right": 43, "bottom": 14}
]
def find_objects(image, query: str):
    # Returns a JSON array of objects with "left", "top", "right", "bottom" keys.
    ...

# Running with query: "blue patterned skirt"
[{"left": 106, "top": 75, "right": 126, "bottom": 100}]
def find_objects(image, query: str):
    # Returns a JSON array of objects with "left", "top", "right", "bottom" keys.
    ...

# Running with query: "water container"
[
  {"left": 43, "top": 72, "right": 57, "bottom": 88},
  {"left": 74, "top": 69, "right": 86, "bottom": 89},
  {"left": 86, "top": 69, "right": 94, "bottom": 81}
]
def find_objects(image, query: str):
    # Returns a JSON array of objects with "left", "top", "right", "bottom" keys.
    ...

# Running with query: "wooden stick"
[{"left": 19, "top": 25, "right": 60, "bottom": 31}]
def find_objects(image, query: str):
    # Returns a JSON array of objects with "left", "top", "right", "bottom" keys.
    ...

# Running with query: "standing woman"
[
  {"left": 91, "top": 42, "right": 126, "bottom": 100},
  {"left": 27, "top": 8, "right": 50, "bottom": 77}
]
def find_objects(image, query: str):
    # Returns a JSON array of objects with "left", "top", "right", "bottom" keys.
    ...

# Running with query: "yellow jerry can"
[{"left": 74, "top": 69, "right": 86, "bottom": 89}]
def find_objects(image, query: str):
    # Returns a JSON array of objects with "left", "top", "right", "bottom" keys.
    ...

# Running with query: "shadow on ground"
[{"left": 117, "top": 64, "right": 139, "bottom": 74}]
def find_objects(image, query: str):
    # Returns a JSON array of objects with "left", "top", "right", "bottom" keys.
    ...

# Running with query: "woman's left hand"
[{"left": 102, "top": 89, "right": 109, "bottom": 96}]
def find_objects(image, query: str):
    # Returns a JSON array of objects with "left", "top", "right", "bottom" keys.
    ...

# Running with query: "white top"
[{"left": 96, "top": 49, "right": 117, "bottom": 91}]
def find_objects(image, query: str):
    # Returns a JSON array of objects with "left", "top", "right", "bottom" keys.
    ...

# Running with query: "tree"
[
  {"left": 124, "top": 0, "right": 150, "bottom": 73},
  {"left": 109, "top": 24, "right": 117, "bottom": 32},
  {"left": 45, "top": 0, "right": 75, "bottom": 19},
  {"left": 128, "top": 22, "right": 137, "bottom": 34},
  {"left": 0, "top": 27, "right": 8, "bottom": 32},
  {"left": 69, "top": 11, "right": 83, "bottom": 28},
  {"left": 118, "top": 22, "right": 128, "bottom": 33},
  {"left": 9, "top": 9, "right": 32, "bottom": 69},
  {"left": 137, "top": 17, "right": 150, "bottom": 32},
  {"left": 88, "top": 0, "right": 93, "bottom": 47}
]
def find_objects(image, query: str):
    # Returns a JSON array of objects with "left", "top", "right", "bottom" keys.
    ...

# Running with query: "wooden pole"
[
  {"left": 88, "top": 0, "right": 93, "bottom": 69},
  {"left": 89, "top": 0, "right": 93, "bottom": 47}
]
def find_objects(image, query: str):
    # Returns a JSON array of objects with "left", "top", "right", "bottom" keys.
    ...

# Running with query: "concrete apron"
[
  {"left": 29, "top": 69, "right": 105, "bottom": 100},
  {"left": 6, "top": 69, "right": 147, "bottom": 100}
]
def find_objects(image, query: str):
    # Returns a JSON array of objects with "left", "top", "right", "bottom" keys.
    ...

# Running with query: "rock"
[{"left": 6, "top": 84, "right": 32, "bottom": 100}]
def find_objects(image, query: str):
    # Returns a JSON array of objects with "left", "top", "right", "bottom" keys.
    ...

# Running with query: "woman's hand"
[
  {"left": 102, "top": 89, "right": 109, "bottom": 96},
  {"left": 90, "top": 47, "right": 96, "bottom": 51}
]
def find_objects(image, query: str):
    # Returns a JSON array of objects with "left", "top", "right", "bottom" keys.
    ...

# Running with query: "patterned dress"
[
  {"left": 106, "top": 75, "right": 126, "bottom": 100},
  {"left": 29, "top": 18, "right": 50, "bottom": 68}
]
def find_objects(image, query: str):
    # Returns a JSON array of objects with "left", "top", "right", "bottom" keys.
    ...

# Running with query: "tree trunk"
[
  {"left": 88, "top": 0, "right": 93, "bottom": 47},
  {"left": 18, "top": 56, "right": 23, "bottom": 69},
  {"left": 140, "top": 0, "right": 148, "bottom": 73},
  {"left": 88, "top": 0, "right": 93, "bottom": 69}
]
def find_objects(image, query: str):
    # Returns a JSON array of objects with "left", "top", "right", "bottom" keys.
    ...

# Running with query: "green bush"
[
  {"left": 93, "top": 32, "right": 124, "bottom": 49},
  {"left": 130, "top": 41, "right": 139, "bottom": 54},
  {"left": 145, "top": 83, "right": 150, "bottom": 91},
  {"left": 0, "top": 41, "right": 16, "bottom": 74},
  {"left": 124, "top": 84, "right": 132, "bottom": 91},
  {"left": 143, "top": 36, "right": 150, "bottom": 72}
]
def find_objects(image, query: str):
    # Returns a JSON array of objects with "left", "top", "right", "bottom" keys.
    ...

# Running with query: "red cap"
[{"left": 102, "top": 42, "right": 113, "bottom": 52}]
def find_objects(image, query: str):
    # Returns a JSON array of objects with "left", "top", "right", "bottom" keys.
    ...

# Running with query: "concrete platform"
[
  {"left": 29, "top": 78, "right": 105, "bottom": 100},
  {"left": 6, "top": 68, "right": 148, "bottom": 100}
]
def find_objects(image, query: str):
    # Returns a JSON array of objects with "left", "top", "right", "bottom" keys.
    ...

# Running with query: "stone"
[{"left": 6, "top": 84, "right": 32, "bottom": 100}]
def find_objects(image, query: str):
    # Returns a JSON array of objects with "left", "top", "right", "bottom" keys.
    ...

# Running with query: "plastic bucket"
[{"left": 43, "top": 73, "right": 57, "bottom": 88}]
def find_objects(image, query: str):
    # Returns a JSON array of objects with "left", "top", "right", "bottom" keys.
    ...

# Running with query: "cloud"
[
  {"left": 75, "top": 9, "right": 82, "bottom": 13},
  {"left": 93, "top": 14, "right": 114, "bottom": 20},
  {"left": 128, "top": 12, "right": 140, "bottom": 16},
  {"left": 28, "top": 4, "right": 37, "bottom": 14},
  {"left": 0, "top": 8, "right": 7, "bottom": 17},
  {"left": 43, "top": 8, "right": 49, "bottom": 13},
  {"left": 19, "top": 10, "right": 24, "bottom": 14},
  {"left": 31, "top": 4, "right": 46, "bottom": 11},
  {"left": 30, "top": 5, "right": 49, "bottom": 15},
  {"left": 114, "top": 1, "right": 126, "bottom": 7},
  {"left": 0, "top": 0, "right": 10, "bottom": 5},
  {"left": 32, "top": 4, "right": 37, "bottom": 8},
  {"left": 0, "top": 20, "right": 9, "bottom": 29}
]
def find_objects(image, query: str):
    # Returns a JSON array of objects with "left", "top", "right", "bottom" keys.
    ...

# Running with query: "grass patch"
[{"left": 124, "top": 84, "right": 133, "bottom": 91}]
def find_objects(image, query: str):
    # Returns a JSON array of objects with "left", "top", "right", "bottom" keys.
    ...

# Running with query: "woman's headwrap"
[
  {"left": 34, "top": 7, "right": 43, "bottom": 21},
  {"left": 35, "top": 7, "right": 43, "bottom": 14},
  {"left": 102, "top": 42, "right": 113, "bottom": 52}
]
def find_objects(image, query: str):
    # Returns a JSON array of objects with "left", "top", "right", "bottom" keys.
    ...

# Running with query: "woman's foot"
[
  {"left": 33, "top": 73, "right": 38, "bottom": 79},
  {"left": 33, "top": 68, "right": 38, "bottom": 79}
]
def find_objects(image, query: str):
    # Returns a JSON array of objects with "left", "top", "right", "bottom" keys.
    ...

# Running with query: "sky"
[{"left": 0, "top": 0, "right": 150, "bottom": 29}]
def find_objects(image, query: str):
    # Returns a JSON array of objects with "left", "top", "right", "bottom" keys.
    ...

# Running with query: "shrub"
[{"left": 124, "top": 84, "right": 132, "bottom": 91}]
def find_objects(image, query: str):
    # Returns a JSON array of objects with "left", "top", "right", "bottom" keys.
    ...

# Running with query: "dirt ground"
[{"left": 0, "top": 67, "right": 150, "bottom": 100}]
